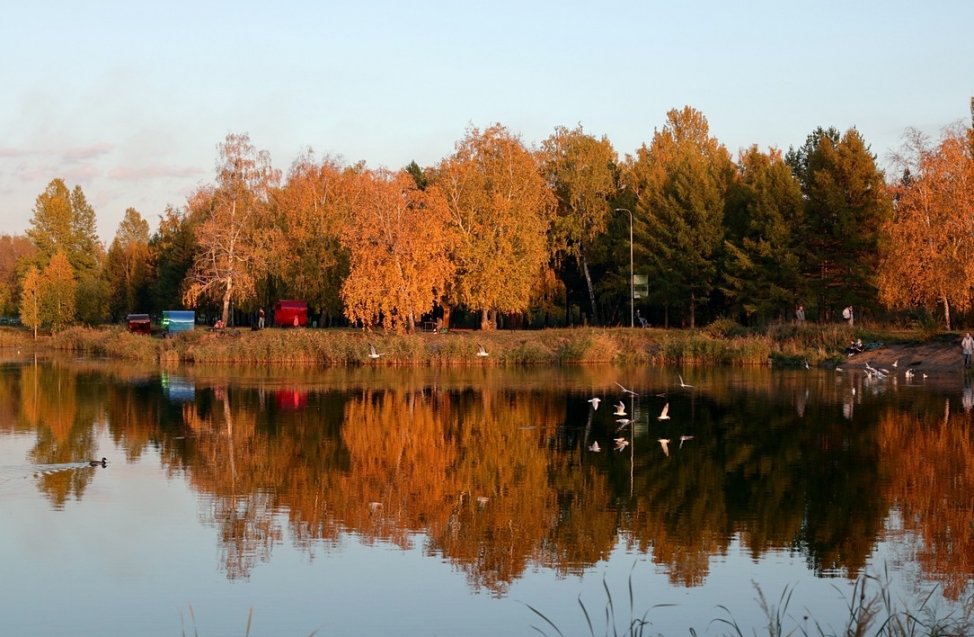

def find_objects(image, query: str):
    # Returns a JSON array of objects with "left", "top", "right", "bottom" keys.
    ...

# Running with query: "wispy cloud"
[
  {"left": 62, "top": 143, "right": 114, "bottom": 162},
  {"left": 0, "top": 147, "right": 35, "bottom": 158},
  {"left": 107, "top": 165, "right": 206, "bottom": 181}
]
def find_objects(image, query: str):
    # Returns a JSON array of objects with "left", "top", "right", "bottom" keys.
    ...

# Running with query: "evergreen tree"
[
  {"left": 787, "top": 127, "right": 892, "bottom": 319},
  {"left": 147, "top": 205, "right": 196, "bottom": 314},
  {"left": 721, "top": 146, "right": 805, "bottom": 323},
  {"left": 104, "top": 208, "right": 152, "bottom": 320},
  {"left": 628, "top": 107, "right": 733, "bottom": 328}
]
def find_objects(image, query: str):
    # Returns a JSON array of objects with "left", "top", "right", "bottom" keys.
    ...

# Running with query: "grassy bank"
[{"left": 26, "top": 321, "right": 946, "bottom": 367}]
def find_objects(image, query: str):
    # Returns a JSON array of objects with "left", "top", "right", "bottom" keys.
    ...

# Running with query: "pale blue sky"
[{"left": 2, "top": 0, "right": 971, "bottom": 243}]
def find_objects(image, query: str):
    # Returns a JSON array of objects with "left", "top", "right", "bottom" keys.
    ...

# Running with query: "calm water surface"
[{"left": 1, "top": 354, "right": 972, "bottom": 636}]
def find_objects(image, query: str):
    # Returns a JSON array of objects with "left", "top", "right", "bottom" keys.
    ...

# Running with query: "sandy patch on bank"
[{"left": 836, "top": 337, "right": 968, "bottom": 373}]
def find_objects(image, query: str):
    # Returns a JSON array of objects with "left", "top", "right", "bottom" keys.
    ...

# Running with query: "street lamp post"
[{"left": 614, "top": 208, "right": 634, "bottom": 328}]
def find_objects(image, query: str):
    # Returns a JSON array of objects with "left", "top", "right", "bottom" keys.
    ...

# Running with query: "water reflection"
[{"left": 1, "top": 357, "right": 973, "bottom": 600}]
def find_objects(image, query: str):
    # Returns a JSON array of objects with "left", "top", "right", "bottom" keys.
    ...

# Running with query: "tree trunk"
[
  {"left": 579, "top": 249, "right": 600, "bottom": 326},
  {"left": 222, "top": 275, "right": 233, "bottom": 326},
  {"left": 689, "top": 292, "right": 696, "bottom": 329},
  {"left": 943, "top": 294, "right": 952, "bottom": 330},
  {"left": 442, "top": 303, "right": 451, "bottom": 329}
]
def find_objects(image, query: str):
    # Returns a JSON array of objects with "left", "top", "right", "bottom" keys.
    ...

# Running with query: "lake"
[{"left": 1, "top": 353, "right": 972, "bottom": 636}]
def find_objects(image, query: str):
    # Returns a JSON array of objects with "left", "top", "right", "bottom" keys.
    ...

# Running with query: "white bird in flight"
[
  {"left": 658, "top": 438, "right": 671, "bottom": 457},
  {"left": 368, "top": 343, "right": 383, "bottom": 359},
  {"left": 679, "top": 435, "right": 694, "bottom": 448},
  {"left": 892, "top": 359, "right": 899, "bottom": 368},
  {"left": 615, "top": 418, "right": 631, "bottom": 431},
  {"left": 615, "top": 382, "right": 639, "bottom": 397},
  {"left": 614, "top": 401, "right": 627, "bottom": 416},
  {"left": 589, "top": 441, "right": 601, "bottom": 452},
  {"left": 587, "top": 397, "right": 601, "bottom": 410},
  {"left": 678, "top": 375, "right": 694, "bottom": 388},
  {"left": 657, "top": 403, "right": 670, "bottom": 420},
  {"left": 614, "top": 437, "right": 629, "bottom": 451},
  {"left": 477, "top": 343, "right": 489, "bottom": 357}
]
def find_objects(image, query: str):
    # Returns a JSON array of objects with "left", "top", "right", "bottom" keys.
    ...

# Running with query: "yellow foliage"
[{"left": 340, "top": 169, "right": 455, "bottom": 332}]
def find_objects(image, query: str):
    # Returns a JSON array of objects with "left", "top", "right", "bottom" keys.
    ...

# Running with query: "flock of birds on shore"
[
  {"left": 824, "top": 356, "right": 929, "bottom": 384},
  {"left": 586, "top": 377, "right": 695, "bottom": 457}
]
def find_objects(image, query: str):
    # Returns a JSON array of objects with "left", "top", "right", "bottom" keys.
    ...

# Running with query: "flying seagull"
[
  {"left": 679, "top": 435, "right": 694, "bottom": 448},
  {"left": 658, "top": 438, "right": 671, "bottom": 457},
  {"left": 678, "top": 375, "right": 694, "bottom": 388},
  {"left": 615, "top": 418, "right": 632, "bottom": 431},
  {"left": 588, "top": 441, "right": 601, "bottom": 452},
  {"left": 657, "top": 403, "right": 670, "bottom": 421},
  {"left": 587, "top": 397, "right": 601, "bottom": 410},
  {"left": 477, "top": 343, "right": 489, "bottom": 357},
  {"left": 614, "top": 401, "right": 627, "bottom": 416},
  {"left": 615, "top": 382, "right": 639, "bottom": 397},
  {"left": 368, "top": 343, "right": 383, "bottom": 359},
  {"left": 614, "top": 437, "right": 629, "bottom": 451}
]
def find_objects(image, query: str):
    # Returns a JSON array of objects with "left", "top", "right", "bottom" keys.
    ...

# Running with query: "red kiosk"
[{"left": 274, "top": 300, "right": 308, "bottom": 327}]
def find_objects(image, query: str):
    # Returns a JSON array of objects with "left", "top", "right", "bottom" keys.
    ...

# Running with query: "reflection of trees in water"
[
  {"left": 18, "top": 362, "right": 101, "bottom": 508},
  {"left": 180, "top": 387, "right": 286, "bottom": 580},
  {"left": 880, "top": 403, "right": 974, "bottom": 600},
  {"left": 7, "top": 361, "right": 974, "bottom": 597}
]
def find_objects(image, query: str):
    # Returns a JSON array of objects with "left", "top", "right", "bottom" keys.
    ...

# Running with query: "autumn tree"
[
  {"left": 272, "top": 151, "right": 351, "bottom": 323},
  {"left": 39, "top": 251, "right": 77, "bottom": 333},
  {"left": 340, "top": 169, "right": 455, "bottom": 332},
  {"left": 26, "top": 178, "right": 102, "bottom": 277},
  {"left": 721, "top": 146, "right": 805, "bottom": 322},
  {"left": 787, "top": 127, "right": 892, "bottom": 318},
  {"left": 878, "top": 124, "right": 974, "bottom": 328},
  {"left": 104, "top": 207, "right": 152, "bottom": 320},
  {"left": 627, "top": 107, "right": 733, "bottom": 328},
  {"left": 540, "top": 125, "right": 618, "bottom": 325},
  {"left": 184, "top": 133, "right": 281, "bottom": 326},
  {"left": 19, "top": 266, "right": 41, "bottom": 338},
  {"left": 0, "top": 234, "right": 36, "bottom": 316},
  {"left": 434, "top": 124, "right": 555, "bottom": 329}
]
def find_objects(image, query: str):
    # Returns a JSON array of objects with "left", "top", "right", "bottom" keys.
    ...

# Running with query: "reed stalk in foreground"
[
  {"left": 525, "top": 566, "right": 974, "bottom": 637},
  {"left": 180, "top": 604, "right": 319, "bottom": 637}
]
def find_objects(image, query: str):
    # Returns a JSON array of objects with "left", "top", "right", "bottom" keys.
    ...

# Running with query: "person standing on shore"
[
  {"left": 843, "top": 306, "right": 854, "bottom": 326},
  {"left": 962, "top": 332, "right": 974, "bottom": 368},
  {"left": 795, "top": 305, "right": 805, "bottom": 324}
]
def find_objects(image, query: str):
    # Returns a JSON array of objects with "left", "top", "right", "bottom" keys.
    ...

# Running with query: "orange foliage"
[
  {"left": 879, "top": 403, "right": 974, "bottom": 599},
  {"left": 340, "top": 169, "right": 455, "bottom": 332}
]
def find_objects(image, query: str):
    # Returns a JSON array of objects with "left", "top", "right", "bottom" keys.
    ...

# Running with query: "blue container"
[{"left": 161, "top": 310, "right": 195, "bottom": 335}]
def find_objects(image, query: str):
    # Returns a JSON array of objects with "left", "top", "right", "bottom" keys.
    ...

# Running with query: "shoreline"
[{"left": 9, "top": 324, "right": 963, "bottom": 369}]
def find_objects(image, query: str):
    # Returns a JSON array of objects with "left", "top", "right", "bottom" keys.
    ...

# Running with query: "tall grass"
[
  {"left": 37, "top": 322, "right": 953, "bottom": 368},
  {"left": 524, "top": 565, "right": 672, "bottom": 637},
  {"left": 526, "top": 568, "right": 974, "bottom": 637}
]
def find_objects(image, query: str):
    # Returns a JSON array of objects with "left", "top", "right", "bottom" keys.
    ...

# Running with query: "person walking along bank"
[{"left": 962, "top": 332, "right": 974, "bottom": 369}]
